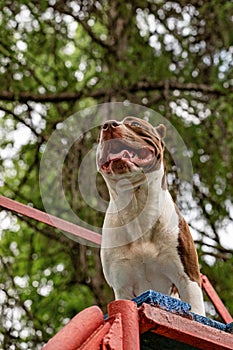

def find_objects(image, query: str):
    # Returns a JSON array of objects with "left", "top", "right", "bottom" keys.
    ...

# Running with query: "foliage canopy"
[{"left": 0, "top": 1, "right": 233, "bottom": 348}]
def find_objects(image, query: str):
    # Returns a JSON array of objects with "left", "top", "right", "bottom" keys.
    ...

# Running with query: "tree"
[{"left": 0, "top": 1, "right": 233, "bottom": 348}]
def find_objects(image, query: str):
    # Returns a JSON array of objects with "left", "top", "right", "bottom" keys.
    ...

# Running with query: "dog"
[{"left": 96, "top": 116, "right": 205, "bottom": 315}]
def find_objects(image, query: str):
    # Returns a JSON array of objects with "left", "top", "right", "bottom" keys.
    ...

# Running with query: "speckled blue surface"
[
  {"left": 133, "top": 290, "right": 233, "bottom": 334},
  {"left": 133, "top": 289, "right": 191, "bottom": 316}
]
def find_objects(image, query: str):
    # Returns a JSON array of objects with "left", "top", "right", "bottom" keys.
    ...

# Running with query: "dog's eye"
[{"left": 131, "top": 121, "right": 141, "bottom": 128}]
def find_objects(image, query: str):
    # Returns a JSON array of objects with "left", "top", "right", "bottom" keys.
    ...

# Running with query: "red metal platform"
[{"left": 41, "top": 299, "right": 233, "bottom": 350}]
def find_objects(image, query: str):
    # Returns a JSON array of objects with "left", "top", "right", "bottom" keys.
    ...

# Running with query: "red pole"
[
  {"left": 108, "top": 300, "right": 140, "bottom": 350},
  {"left": 201, "top": 274, "right": 233, "bottom": 324},
  {"left": 0, "top": 195, "right": 101, "bottom": 245},
  {"left": 43, "top": 306, "right": 104, "bottom": 350}
]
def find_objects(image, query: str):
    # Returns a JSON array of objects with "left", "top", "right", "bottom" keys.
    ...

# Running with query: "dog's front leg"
[
  {"left": 178, "top": 279, "right": 205, "bottom": 316},
  {"left": 114, "top": 287, "right": 136, "bottom": 300},
  {"left": 112, "top": 263, "right": 134, "bottom": 299},
  {"left": 101, "top": 251, "right": 137, "bottom": 300}
]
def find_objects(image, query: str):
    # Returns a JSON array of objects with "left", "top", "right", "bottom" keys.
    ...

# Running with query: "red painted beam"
[
  {"left": 0, "top": 195, "right": 101, "bottom": 245},
  {"left": 42, "top": 306, "right": 104, "bottom": 350},
  {"left": 139, "top": 303, "right": 233, "bottom": 350},
  {"left": 102, "top": 313, "right": 123, "bottom": 349},
  {"left": 108, "top": 300, "right": 140, "bottom": 350},
  {"left": 201, "top": 274, "right": 233, "bottom": 324},
  {"left": 79, "top": 322, "right": 112, "bottom": 350}
]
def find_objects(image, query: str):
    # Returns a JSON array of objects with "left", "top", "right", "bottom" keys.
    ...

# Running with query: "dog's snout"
[{"left": 102, "top": 120, "right": 119, "bottom": 131}]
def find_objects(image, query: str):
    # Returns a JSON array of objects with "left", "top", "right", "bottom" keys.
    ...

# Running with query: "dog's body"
[{"left": 96, "top": 117, "right": 205, "bottom": 315}]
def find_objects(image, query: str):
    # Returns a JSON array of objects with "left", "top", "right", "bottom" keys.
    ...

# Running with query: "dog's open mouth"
[{"left": 100, "top": 139, "right": 154, "bottom": 174}]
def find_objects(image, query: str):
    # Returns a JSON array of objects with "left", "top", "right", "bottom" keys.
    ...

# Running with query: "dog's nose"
[{"left": 102, "top": 120, "right": 119, "bottom": 131}]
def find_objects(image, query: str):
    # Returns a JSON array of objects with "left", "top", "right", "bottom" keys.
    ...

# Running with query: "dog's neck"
[
  {"left": 107, "top": 164, "right": 165, "bottom": 209},
  {"left": 102, "top": 163, "right": 170, "bottom": 248}
]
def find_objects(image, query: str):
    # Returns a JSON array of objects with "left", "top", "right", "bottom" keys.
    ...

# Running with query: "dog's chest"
[
  {"left": 101, "top": 234, "right": 183, "bottom": 297},
  {"left": 106, "top": 221, "right": 180, "bottom": 268},
  {"left": 101, "top": 214, "right": 183, "bottom": 293}
]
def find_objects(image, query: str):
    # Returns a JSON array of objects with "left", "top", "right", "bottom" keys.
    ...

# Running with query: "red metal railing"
[
  {"left": 0, "top": 195, "right": 101, "bottom": 245},
  {"left": 201, "top": 274, "right": 233, "bottom": 323}
]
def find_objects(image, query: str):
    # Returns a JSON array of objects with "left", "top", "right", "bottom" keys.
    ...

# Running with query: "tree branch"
[
  {"left": 0, "top": 80, "right": 231, "bottom": 104},
  {"left": 131, "top": 80, "right": 232, "bottom": 95},
  {"left": 0, "top": 90, "right": 83, "bottom": 103},
  {"left": 195, "top": 239, "right": 233, "bottom": 256}
]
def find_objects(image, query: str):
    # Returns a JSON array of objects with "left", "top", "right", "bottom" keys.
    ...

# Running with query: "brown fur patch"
[
  {"left": 161, "top": 160, "right": 167, "bottom": 190},
  {"left": 171, "top": 284, "right": 179, "bottom": 295},
  {"left": 176, "top": 208, "right": 201, "bottom": 287}
]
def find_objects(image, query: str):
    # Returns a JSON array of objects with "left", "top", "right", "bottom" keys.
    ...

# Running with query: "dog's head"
[{"left": 96, "top": 116, "right": 166, "bottom": 179}]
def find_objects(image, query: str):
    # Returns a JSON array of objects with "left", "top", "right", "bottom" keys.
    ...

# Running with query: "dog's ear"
[{"left": 155, "top": 124, "right": 166, "bottom": 139}]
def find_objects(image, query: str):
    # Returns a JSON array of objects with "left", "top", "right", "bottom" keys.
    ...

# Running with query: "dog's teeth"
[{"left": 131, "top": 152, "right": 137, "bottom": 158}]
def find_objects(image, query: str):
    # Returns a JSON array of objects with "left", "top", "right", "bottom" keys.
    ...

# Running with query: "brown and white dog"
[{"left": 96, "top": 116, "right": 205, "bottom": 315}]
